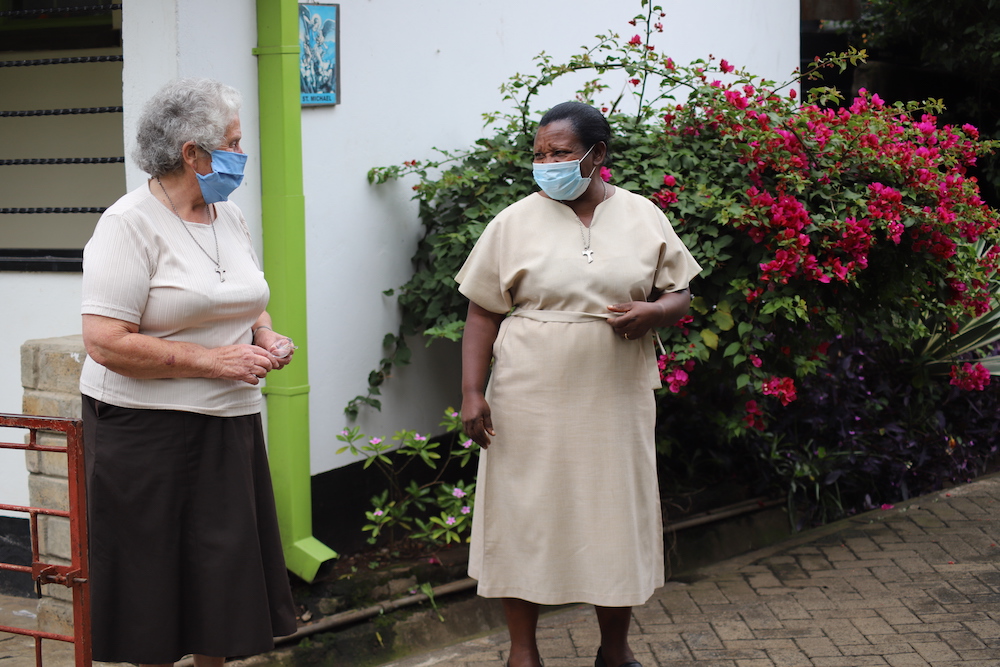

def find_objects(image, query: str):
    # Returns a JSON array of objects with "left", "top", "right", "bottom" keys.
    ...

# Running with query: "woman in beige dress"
[{"left": 458, "top": 101, "right": 702, "bottom": 667}]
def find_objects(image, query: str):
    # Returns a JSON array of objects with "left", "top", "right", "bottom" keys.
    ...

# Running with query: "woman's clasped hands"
[{"left": 215, "top": 328, "right": 295, "bottom": 385}]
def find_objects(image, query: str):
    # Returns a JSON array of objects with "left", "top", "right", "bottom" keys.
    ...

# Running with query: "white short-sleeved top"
[{"left": 80, "top": 184, "right": 269, "bottom": 417}]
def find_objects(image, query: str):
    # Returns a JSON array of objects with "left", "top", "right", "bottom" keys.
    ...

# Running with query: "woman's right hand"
[
  {"left": 462, "top": 392, "right": 496, "bottom": 448},
  {"left": 211, "top": 344, "right": 279, "bottom": 385}
]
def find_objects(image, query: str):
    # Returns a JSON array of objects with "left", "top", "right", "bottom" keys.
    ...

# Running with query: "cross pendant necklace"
[
  {"left": 577, "top": 179, "right": 607, "bottom": 264},
  {"left": 158, "top": 177, "right": 226, "bottom": 282}
]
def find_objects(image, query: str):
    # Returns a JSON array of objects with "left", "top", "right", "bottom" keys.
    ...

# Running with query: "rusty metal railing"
[{"left": 0, "top": 414, "right": 91, "bottom": 667}]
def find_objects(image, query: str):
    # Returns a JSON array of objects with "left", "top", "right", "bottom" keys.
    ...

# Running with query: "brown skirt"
[{"left": 82, "top": 395, "right": 298, "bottom": 664}]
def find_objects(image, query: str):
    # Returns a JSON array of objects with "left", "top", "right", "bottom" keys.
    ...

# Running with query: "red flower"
[
  {"left": 628, "top": 34, "right": 642, "bottom": 45},
  {"left": 629, "top": 78, "right": 641, "bottom": 86},
  {"left": 663, "top": 174, "right": 677, "bottom": 187},
  {"left": 950, "top": 362, "right": 991, "bottom": 391},
  {"left": 744, "top": 400, "right": 765, "bottom": 430},
  {"left": 762, "top": 376, "right": 797, "bottom": 406}
]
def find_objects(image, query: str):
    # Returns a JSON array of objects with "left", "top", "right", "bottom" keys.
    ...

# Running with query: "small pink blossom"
[
  {"left": 461, "top": 439, "right": 473, "bottom": 449},
  {"left": 373, "top": 509, "right": 384, "bottom": 517},
  {"left": 445, "top": 516, "right": 457, "bottom": 526},
  {"left": 880, "top": 504, "right": 894, "bottom": 510},
  {"left": 369, "top": 437, "right": 382, "bottom": 445},
  {"left": 600, "top": 166, "right": 612, "bottom": 182},
  {"left": 663, "top": 174, "right": 677, "bottom": 187},
  {"left": 461, "top": 506, "right": 471, "bottom": 514},
  {"left": 719, "top": 59, "right": 734, "bottom": 74},
  {"left": 628, "top": 34, "right": 642, "bottom": 46},
  {"left": 452, "top": 488, "right": 467, "bottom": 498},
  {"left": 414, "top": 434, "right": 427, "bottom": 441}
]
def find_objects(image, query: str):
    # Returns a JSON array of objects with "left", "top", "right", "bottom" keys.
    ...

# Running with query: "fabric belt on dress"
[{"left": 510, "top": 309, "right": 611, "bottom": 323}]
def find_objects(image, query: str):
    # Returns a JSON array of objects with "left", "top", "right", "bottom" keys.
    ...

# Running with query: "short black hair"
[{"left": 538, "top": 101, "right": 611, "bottom": 154}]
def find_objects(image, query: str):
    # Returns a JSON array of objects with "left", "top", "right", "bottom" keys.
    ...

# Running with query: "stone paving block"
[
  {"left": 876, "top": 606, "right": 922, "bottom": 626},
  {"left": 937, "top": 630, "right": 987, "bottom": 651},
  {"left": 763, "top": 598, "right": 811, "bottom": 621},
  {"left": 817, "top": 618, "right": 868, "bottom": 644},
  {"left": 953, "top": 648, "right": 1000, "bottom": 662},
  {"left": 748, "top": 572, "right": 784, "bottom": 589},
  {"left": 912, "top": 638, "right": 962, "bottom": 661},
  {"left": 762, "top": 646, "right": 812, "bottom": 666},
  {"left": 740, "top": 604, "right": 784, "bottom": 630},
  {"left": 962, "top": 618, "right": 1000, "bottom": 639},
  {"left": 692, "top": 647, "right": 770, "bottom": 662},
  {"left": 925, "top": 586, "right": 971, "bottom": 605},
  {"left": 852, "top": 615, "right": 898, "bottom": 636},
  {"left": 872, "top": 565, "right": 913, "bottom": 583},
  {"left": 887, "top": 557, "right": 936, "bottom": 574},
  {"left": 681, "top": 627, "right": 725, "bottom": 651},
  {"left": 821, "top": 546, "right": 858, "bottom": 562},
  {"left": 793, "top": 635, "right": 841, "bottom": 657},
  {"left": 689, "top": 582, "right": 729, "bottom": 606},
  {"left": 812, "top": 657, "right": 890, "bottom": 666},
  {"left": 647, "top": 637, "right": 694, "bottom": 662},
  {"left": 733, "top": 660, "right": 774, "bottom": 667},
  {"left": 754, "top": 620, "right": 823, "bottom": 639},
  {"left": 712, "top": 619, "right": 755, "bottom": 641},
  {"left": 839, "top": 641, "right": 913, "bottom": 657},
  {"left": 883, "top": 653, "right": 931, "bottom": 666}
]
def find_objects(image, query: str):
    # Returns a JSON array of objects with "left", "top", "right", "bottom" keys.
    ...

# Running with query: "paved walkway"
[{"left": 381, "top": 474, "right": 1000, "bottom": 667}]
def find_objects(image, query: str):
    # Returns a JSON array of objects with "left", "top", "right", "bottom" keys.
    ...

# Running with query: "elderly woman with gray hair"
[{"left": 80, "top": 78, "right": 297, "bottom": 666}]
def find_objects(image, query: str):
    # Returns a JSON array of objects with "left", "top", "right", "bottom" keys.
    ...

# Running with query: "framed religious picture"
[{"left": 299, "top": 3, "right": 340, "bottom": 106}]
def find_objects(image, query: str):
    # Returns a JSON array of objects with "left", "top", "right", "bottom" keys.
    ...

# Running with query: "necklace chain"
[
  {"left": 157, "top": 177, "right": 226, "bottom": 282},
  {"left": 578, "top": 179, "right": 608, "bottom": 263}
]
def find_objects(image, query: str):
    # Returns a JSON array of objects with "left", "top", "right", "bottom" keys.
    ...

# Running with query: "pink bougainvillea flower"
[
  {"left": 663, "top": 174, "right": 677, "bottom": 187},
  {"left": 950, "top": 362, "right": 991, "bottom": 391},
  {"left": 750, "top": 355, "right": 763, "bottom": 368},
  {"left": 743, "top": 400, "right": 765, "bottom": 431},
  {"left": 762, "top": 376, "right": 797, "bottom": 406},
  {"left": 600, "top": 166, "right": 612, "bottom": 182},
  {"left": 719, "top": 59, "right": 734, "bottom": 73},
  {"left": 880, "top": 504, "right": 894, "bottom": 510},
  {"left": 628, "top": 34, "right": 642, "bottom": 45}
]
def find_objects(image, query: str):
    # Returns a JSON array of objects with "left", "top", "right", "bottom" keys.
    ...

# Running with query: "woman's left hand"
[
  {"left": 607, "top": 301, "right": 664, "bottom": 340},
  {"left": 253, "top": 327, "right": 296, "bottom": 369}
]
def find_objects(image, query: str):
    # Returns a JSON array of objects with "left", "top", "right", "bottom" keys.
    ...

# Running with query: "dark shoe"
[{"left": 595, "top": 647, "right": 642, "bottom": 667}]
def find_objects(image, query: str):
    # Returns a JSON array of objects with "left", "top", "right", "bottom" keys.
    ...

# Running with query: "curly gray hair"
[{"left": 133, "top": 78, "right": 242, "bottom": 177}]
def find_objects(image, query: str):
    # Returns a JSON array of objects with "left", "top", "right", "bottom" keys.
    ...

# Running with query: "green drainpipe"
[{"left": 253, "top": 0, "right": 338, "bottom": 582}]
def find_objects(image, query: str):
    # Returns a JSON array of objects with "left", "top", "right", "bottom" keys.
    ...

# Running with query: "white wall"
[
  {"left": 0, "top": 273, "right": 82, "bottom": 512},
  {"left": 1, "top": 0, "right": 799, "bottom": 504}
]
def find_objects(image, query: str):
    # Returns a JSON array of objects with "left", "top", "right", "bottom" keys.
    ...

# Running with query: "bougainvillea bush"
[{"left": 364, "top": 1, "right": 1000, "bottom": 525}]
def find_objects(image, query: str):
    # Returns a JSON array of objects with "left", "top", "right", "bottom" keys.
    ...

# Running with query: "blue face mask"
[
  {"left": 196, "top": 149, "right": 248, "bottom": 204},
  {"left": 532, "top": 144, "right": 596, "bottom": 201}
]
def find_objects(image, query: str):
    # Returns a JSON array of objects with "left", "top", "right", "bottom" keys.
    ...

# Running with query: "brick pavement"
[{"left": 380, "top": 474, "right": 1000, "bottom": 667}]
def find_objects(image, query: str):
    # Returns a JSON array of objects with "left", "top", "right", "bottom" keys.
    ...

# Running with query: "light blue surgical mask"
[
  {"left": 532, "top": 144, "right": 597, "bottom": 201},
  {"left": 196, "top": 149, "right": 248, "bottom": 204}
]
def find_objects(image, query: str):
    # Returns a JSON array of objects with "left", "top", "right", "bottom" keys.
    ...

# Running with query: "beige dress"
[{"left": 456, "top": 189, "right": 702, "bottom": 607}]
